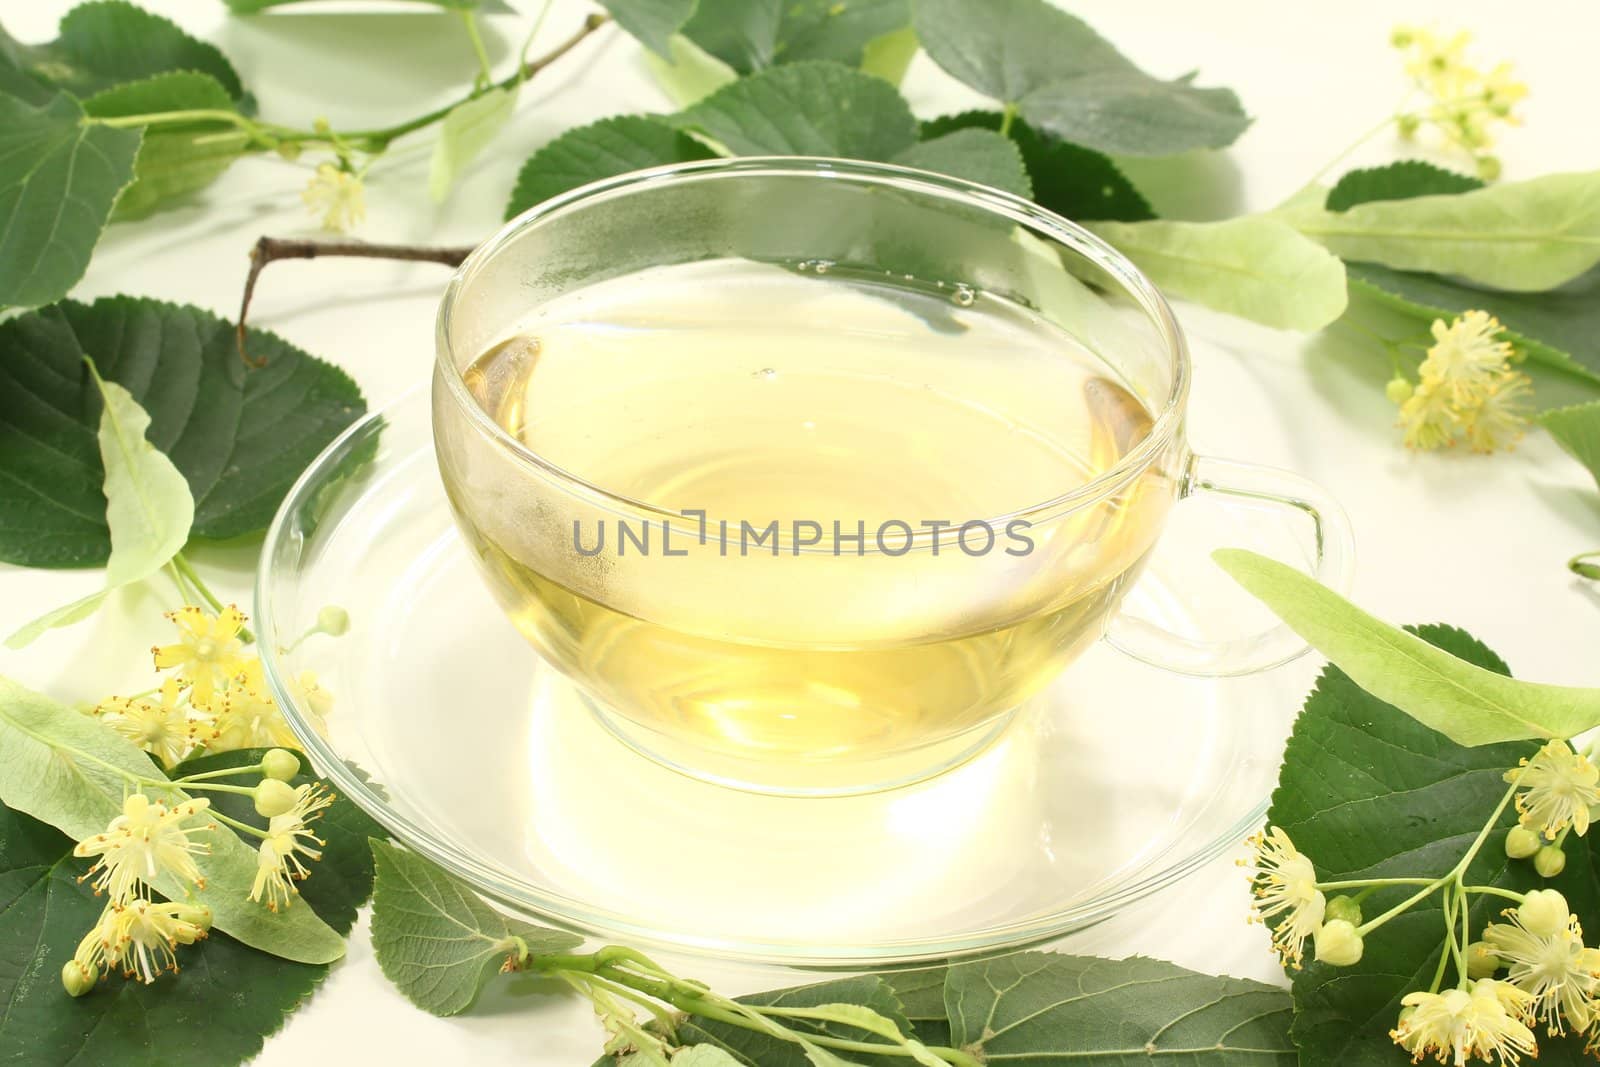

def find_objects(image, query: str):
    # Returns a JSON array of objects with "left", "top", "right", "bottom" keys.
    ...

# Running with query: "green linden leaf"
[
  {"left": 0, "top": 804, "right": 341, "bottom": 1067},
  {"left": 890, "top": 128, "right": 1031, "bottom": 197},
  {"left": 0, "top": 91, "right": 141, "bottom": 309},
  {"left": 921, "top": 111, "right": 1153, "bottom": 222},
  {"left": 629, "top": 0, "right": 910, "bottom": 74},
  {"left": 0, "top": 296, "right": 366, "bottom": 568},
  {"left": 223, "top": 0, "right": 513, "bottom": 12},
  {"left": 1325, "top": 160, "right": 1484, "bottom": 211},
  {"left": 368, "top": 839, "right": 582, "bottom": 1017},
  {"left": 1538, "top": 400, "right": 1600, "bottom": 491},
  {"left": 672, "top": 1049, "right": 743, "bottom": 1067},
  {"left": 0, "top": 676, "right": 346, "bottom": 962},
  {"left": 942, "top": 952, "right": 1294, "bottom": 1064},
  {"left": 0, "top": 0, "right": 245, "bottom": 103},
  {"left": 674, "top": 60, "right": 918, "bottom": 158},
  {"left": 775, "top": 0, "right": 910, "bottom": 69},
  {"left": 505, "top": 114, "right": 716, "bottom": 219},
  {"left": 1086, "top": 216, "right": 1348, "bottom": 331},
  {"left": 598, "top": 0, "right": 699, "bottom": 57},
  {"left": 680, "top": 0, "right": 782, "bottom": 71},
  {"left": 430, "top": 86, "right": 518, "bottom": 202},
  {"left": 1216, "top": 549, "right": 1600, "bottom": 745},
  {"left": 1269, "top": 625, "right": 1600, "bottom": 1066},
  {"left": 84, "top": 71, "right": 249, "bottom": 220},
  {"left": 6, "top": 375, "right": 194, "bottom": 649},
  {"left": 1286, "top": 170, "right": 1600, "bottom": 292},
  {"left": 912, "top": 0, "right": 1249, "bottom": 156}
]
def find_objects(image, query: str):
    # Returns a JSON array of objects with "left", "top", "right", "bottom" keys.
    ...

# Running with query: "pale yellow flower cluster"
[
  {"left": 1391, "top": 312, "right": 1531, "bottom": 454},
  {"left": 1391, "top": 25, "right": 1527, "bottom": 177},
  {"left": 302, "top": 163, "right": 367, "bottom": 233}
]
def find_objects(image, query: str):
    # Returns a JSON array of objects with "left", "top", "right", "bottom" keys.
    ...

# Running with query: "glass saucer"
[{"left": 256, "top": 385, "right": 1310, "bottom": 966}]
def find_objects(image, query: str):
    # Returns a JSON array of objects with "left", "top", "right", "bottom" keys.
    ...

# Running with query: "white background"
[{"left": 4, "top": 0, "right": 1599, "bottom": 1062}]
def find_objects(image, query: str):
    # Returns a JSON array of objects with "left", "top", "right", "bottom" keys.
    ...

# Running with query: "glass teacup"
[{"left": 432, "top": 158, "right": 1353, "bottom": 795}]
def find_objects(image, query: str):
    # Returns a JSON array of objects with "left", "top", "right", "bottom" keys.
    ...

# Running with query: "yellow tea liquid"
[{"left": 444, "top": 260, "right": 1169, "bottom": 779}]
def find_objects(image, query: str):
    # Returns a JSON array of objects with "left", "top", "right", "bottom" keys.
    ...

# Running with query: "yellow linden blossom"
[
  {"left": 1422, "top": 311, "right": 1518, "bottom": 405},
  {"left": 250, "top": 783, "right": 334, "bottom": 912},
  {"left": 1398, "top": 380, "right": 1459, "bottom": 451},
  {"left": 1390, "top": 25, "right": 1527, "bottom": 172},
  {"left": 1484, "top": 903, "right": 1600, "bottom": 1035},
  {"left": 1391, "top": 312, "right": 1529, "bottom": 453},
  {"left": 95, "top": 678, "right": 192, "bottom": 768},
  {"left": 105, "top": 898, "right": 211, "bottom": 984},
  {"left": 1461, "top": 372, "right": 1532, "bottom": 454},
  {"left": 303, "top": 163, "right": 366, "bottom": 233},
  {"left": 1391, "top": 980, "right": 1537, "bottom": 1066},
  {"left": 291, "top": 670, "right": 335, "bottom": 736},
  {"left": 1245, "top": 826, "right": 1326, "bottom": 967},
  {"left": 203, "top": 659, "right": 299, "bottom": 752},
  {"left": 153, "top": 605, "right": 249, "bottom": 707},
  {"left": 73, "top": 793, "right": 213, "bottom": 904},
  {"left": 1505, "top": 740, "right": 1600, "bottom": 840}
]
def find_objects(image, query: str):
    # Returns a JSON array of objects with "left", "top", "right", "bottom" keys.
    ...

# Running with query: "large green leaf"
[
  {"left": 429, "top": 86, "right": 517, "bottom": 202},
  {"left": 921, "top": 111, "right": 1153, "bottom": 221},
  {"left": 666, "top": 976, "right": 917, "bottom": 1067},
  {"left": 1, "top": 1, "right": 244, "bottom": 102},
  {"left": 1325, "top": 161, "right": 1483, "bottom": 211},
  {"left": 1087, "top": 216, "right": 1348, "bottom": 331},
  {"left": 943, "top": 952, "right": 1295, "bottom": 1064},
  {"left": 676, "top": 0, "right": 911, "bottom": 73},
  {"left": 912, "top": 0, "right": 1248, "bottom": 156},
  {"left": 680, "top": 0, "right": 782, "bottom": 71},
  {"left": 597, "top": 0, "right": 698, "bottom": 57},
  {"left": 0, "top": 296, "right": 366, "bottom": 567},
  {"left": 223, "top": 0, "right": 511, "bottom": 11},
  {"left": 505, "top": 114, "right": 715, "bottom": 219},
  {"left": 369, "top": 840, "right": 582, "bottom": 1017},
  {"left": 1539, "top": 401, "right": 1600, "bottom": 491},
  {"left": 1216, "top": 549, "right": 1600, "bottom": 745},
  {"left": 0, "top": 677, "right": 346, "bottom": 962},
  {"left": 890, "top": 127, "right": 1030, "bottom": 196},
  {"left": 1270, "top": 625, "right": 1599, "bottom": 1067},
  {"left": 1288, "top": 170, "right": 1600, "bottom": 291},
  {"left": 83, "top": 71, "right": 248, "bottom": 219},
  {"left": 0, "top": 92, "right": 140, "bottom": 309},
  {"left": 674, "top": 60, "right": 917, "bottom": 158}
]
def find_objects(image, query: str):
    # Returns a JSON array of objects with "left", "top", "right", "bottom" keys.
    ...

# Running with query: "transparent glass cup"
[{"left": 432, "top": 158, "right": 1354, "bottom": 795}]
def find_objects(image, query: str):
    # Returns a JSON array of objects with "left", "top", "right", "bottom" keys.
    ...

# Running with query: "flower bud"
[
  {"left": 1465, "top": 941, "right": 1500, "bottom": 979},
  {"left": 1390, "top": 27, "right": 1414, "bottom": 47},
  {"left": 1314, "top": 920, "right": 1364, "bottom": 966},
  {"left": 1518, "top": 888, "right": 1570, "bottom": 934},
  {"left": 1385, "top": 376, "right": 1414, "bottom": 405},
  {"left": 317, "top": 605, "right": 350, "bottom": 637},
  {"left": 262, "top": 748, "right": 301, "bottom": 782},
  {"left": 254, "top": 778, "right": 299, "bottom": 818},
  {"left": 275, "top": 141, "right": 302, "bottom": 161},
  {"left": 179, "top": 903, "right": 214, "bottom": 933},
  {"left": 1397, "top": 113, "right": 1420, "bottom": 138},
  {"left": 1535, "top": 844, "right": 1567, "bottom": 878},
  {"left": 1325, "top": 895, "right": 1363, "bottom": 926},
  {"left": 61, "top": 960, "right": 96, "bottom": 997},
  {"left": 1504, "top": 825, "right": 1541, "bottom": 859},
  {"left": 1476, "top": 155, "right": 1503, "bottom": 181}
]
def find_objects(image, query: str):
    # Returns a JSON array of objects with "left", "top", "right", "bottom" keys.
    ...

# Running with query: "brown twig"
[{"left": 236, "top": 238, "right": 473, "bottom": 365}]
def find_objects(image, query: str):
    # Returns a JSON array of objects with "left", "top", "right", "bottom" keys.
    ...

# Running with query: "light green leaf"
[
  {"left": 0, "top": 677, "right": 346, "bottom": 962},
  {"left": 943, "top": 952, "right": 1294, "bottom": 1064},
  {"left": 912, "top": 0, "right": 1249, "bottom": 156},
  {"left": 598, "top": 0, "right": 697, "bottom": 57},
  {"left": 644, "top": 33, "right": 740, "bottom": 107},
  {"left": 675, "top": 60, "right": 917, "bottom": 157},
  {"left": 369, "top": 839, "right": 582, "bottom": 1016},
  {"left": 858, "top": 24, "right": 917, "bottom": 85},
  {"left": 672, "top": 1049, "right": 743, "bottom": 1067},
  {"left": 224, "top": 0, "right": 511, "bottom": 11},
  {"left": 1087, "top": 216, "right": 1347, "bottom": 331},
  {"left": 429, "top": 86, "right": 517, "bottom": 202},
  {"left": 665, "top": 975, "right": 914, "bottom": 1067},
  {"left": 1539, "top": 401, "right": 1600, "bottom": 490},
  {"left": 1215, "top": 548, "right": 1600, "bottom": 745},
  {"left": 6, "top": 375, "right": 193, "bottom": 648},
  {"left": 0, "top": 92, "right": 140, "bottom": 309},
  {"left": 891, "top": 127, "right": 1030, "bottom": 196},
  {"left": 1287, "top": 170, "right": 1600, "bottom": 292},
  {"left": 505, "top": 114, "right": 716, "bottom": 220},
  {"left": 775, "top": 0, "right": 910, "bottom": 68},
  {"left": 1325, "top": 160, "right": 1483, "bottom": 211}
]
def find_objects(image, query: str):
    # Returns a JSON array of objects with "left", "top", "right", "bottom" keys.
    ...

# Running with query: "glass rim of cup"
[{"left": 435, "top": 156, "right": 1193, "bottom": 541}]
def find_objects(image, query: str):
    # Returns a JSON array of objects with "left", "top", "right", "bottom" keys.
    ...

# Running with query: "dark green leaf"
[
  {"left": 83, "top": 71, "right": 247, "bottom": 219},
  {"left": 0, "top": 92, "right": 140, "bottom": 309},
  {"left": 922, "top": 110, "right": 1153, "bottom": 220},
  {"left": 597, "top": 0, "right": 697, "bottom": 57},
  {"left": 642, "top": 0, "right": 910, "bottom": 73},
  {"left": 1, "top": 1, "right": 244, "bottom": 102},
  {"left": 1539, "top": 401, "right": 1600, "bottom": 490},
  {"left": 369, "top": 840, "right": 582, "bottom": 1017},
  {"left": 879, "top": 966, "right": 951, "bottom": 1048},
  {"left": 0, "top": 296, "right": 366, "bottom": 567},
  {"left": 774, "top": 0, "right": 910, "bottom": 68},
  {"left": 1325, "top": 161, "right": 1484, "bottom": 211},
  {"left": 891, "top": 127, "right": 1030, "bottom": 196},
  {"left": 1347, "top": 262, "right": 1600, "bottom": 384},
  {"left": 913, "top": 0, "right": 1249, "bottom": 155},
  {"left": 505, "top": 114, "right": 715, "bottom": 220},
  {"left": 223, "top": 0, "right": 512, "bottom": 11},
  {"left": 675, "top": 60, "right": 917, "bottom": 157},
  {"left": 943, "top": 952, "right": 1295, "bottom": 1064},
  {"left": 681, "top": 0, "right": 781, "bottom": 71},
  {"left": 670, "top": 975, "right": 914, "bottom": 1066},
  {"left": 1271, "top": 625, "right": 1597, "bottom": 1066}
]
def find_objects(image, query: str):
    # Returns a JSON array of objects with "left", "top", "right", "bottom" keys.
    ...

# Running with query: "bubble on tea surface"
[
  {"left": 952, "top": 285, "right": 976, "bottom": 307},
  {"left": 755, "top": 367, "right": 777, "bottom": 380}
]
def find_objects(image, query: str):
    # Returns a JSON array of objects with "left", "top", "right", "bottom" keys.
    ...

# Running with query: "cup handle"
[{"left": 1103, "top": 453, "right": 1356, "bottom": 677}]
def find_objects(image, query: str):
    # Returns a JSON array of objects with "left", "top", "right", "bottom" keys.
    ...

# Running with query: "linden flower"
[
  {"left": 95, "top": 678, "right": 191, "bottom": 768},
  {"left": 201, "top": 659, "right": 298, "bottom": 752},
  {"left": 153, "top": 605, "right": 249, "bottom": 707},
  {"left": 291, "top": 670, "right": 335, "bottom": 735},
  {"left": 1461, "top": 372, "right": 1531, "bottom": 454},
  {"left": 1391, "top": 25, "right": 1526, "bottom": 166},
  {"left": 1246, "top": 826, "right": 1326, "bottom": 967},
  {"left": 1485, "top": 903, "right": 1600, "bottom": 1034},
  {"left": 1398, "top": 380, "right": 1459, "bottom": 451},
  {"left": 1421, "top": 311, "right": 1517, "bottom": 405},
  {"left": 303, "top": 163, "right": 366, "bottom": 233},
  {"left": 1392, "top": 313, "right": 1530, "bottom": 453},
  {"left": 104, "top": 898, "right": 211, "bottom": 984},
  {"left": 1506, "top": 740, "right": 1600, "bottom": 840},
  {"left": 250, "top": 784, "right": 334, "bottom": 912},
  {"left": 1391, "top": 981, "right": 1537, "bottom": 1066},
  {"left": 73, "top": 793, "right": 212, "bottom": 904}
]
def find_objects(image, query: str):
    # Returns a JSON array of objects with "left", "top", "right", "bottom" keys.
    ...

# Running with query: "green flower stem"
[
  {"left": 212, "top": 810, "right": 269, "bottom": 839},
  {"left": 1570, "top": 551, "right": 1600, "bottom": 581},
  {"left": 172, "top": 553, "right": 256, "bottom": 643},
  {"left": 1355, "top": 878, "right": 1447, "bottom": 938},
  {"left": 999, "top": 101, "right": 1018, "bottom": 137},
  {"left": 1463, "top": 884, "right": 1525, "bottom": 904},
  {"left": 460, "top": 11, "right": 494, "bottom": 88},
  {"left": 177, "top": 781, "right": 258, "bottom": 797},
  {"left": 1453, "top": 880, "right": 1470, "bottom": 989},
  {"left": 175, "top": 761, "right": 266, "bottom": 784},
  {"left": 1316, "top": 877, "right": 1438, "bottom": 890},
  {"left": 1429, "top": 889, "right": 1456, "bottom": 994},
  {"left": 166, "top": 559, "right": 199, "bottom": 607}
]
